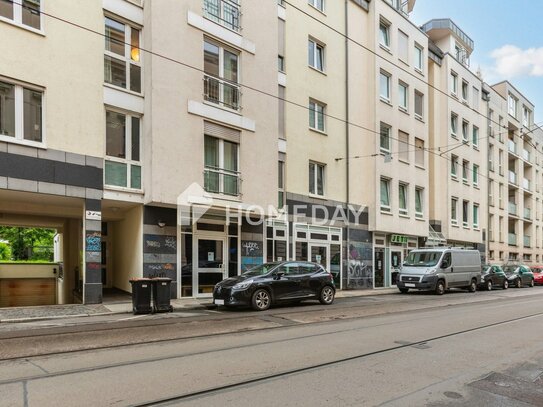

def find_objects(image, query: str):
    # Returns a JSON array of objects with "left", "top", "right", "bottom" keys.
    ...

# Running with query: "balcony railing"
[
  {"left": 523, "top": 149, "right": 531, "bottom": 162},
  {"left": 508, "top": 233, "right": 517, "bottom": 245},
  {"left": 508, "top": 139, "right": 516, "bottom": 154},
  {"left": 203, "top": 0, "right": 241, "bottom": 32},
  {"left": 509, "top": 201, "right": 517, "bottom": 215},
  {"left": 524, "top": 235, "right": 531, "bottom": 248},
  {"left": 523, "top": 178, "right": 531, "bottom": 191},
  {"left": 524, "top": 207, "right": 532, "bottom": 220},
  {"left": 509, "top": 171, "right": 517, "bottom": 184},
  {"left": 204, "top": 74, "right": 241, "bottom": 111},
  {"left": 204, "top": 166, "right": 241, "bottom": 196}
]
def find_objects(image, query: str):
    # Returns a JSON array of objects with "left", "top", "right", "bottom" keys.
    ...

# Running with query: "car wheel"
[
  {"left": 530, "top": 279, "right": 535, "bottom": 287},
  {"left": 516, "top": 278, "right": 522, "bottom": 288},
  {"left": 251, "top": 289, "right": 271, "bottom": 311},
  {"left": 486, "top": 280, "right": 492, "bottom": 291},
  {"left": 503, "top": 279, "right": 509, "bottom": 289},
  {"left": 319, "top": 286, "right": 335, "bottom": 305},
  {"left": 435, "top": 279, "right": 445, "bottom": 295},
  {"left": 399, "top": 288, "right": 409, "bottom": 294},
  {"left": 468, "top": 279, "right": 477, "bottom": 293}
]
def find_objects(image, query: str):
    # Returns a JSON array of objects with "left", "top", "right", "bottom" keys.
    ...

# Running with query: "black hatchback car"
[{"left": 213, "top": 261, "right": 335, "bottom": 311}]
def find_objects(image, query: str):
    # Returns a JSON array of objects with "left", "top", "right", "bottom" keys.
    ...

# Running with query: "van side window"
[{"left": 441, "top": 253, "right": 451, "bottom": 268}]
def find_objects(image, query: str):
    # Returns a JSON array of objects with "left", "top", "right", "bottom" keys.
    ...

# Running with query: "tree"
[{"left": 0, "top": 227, "right": 55, "bottom": 261}]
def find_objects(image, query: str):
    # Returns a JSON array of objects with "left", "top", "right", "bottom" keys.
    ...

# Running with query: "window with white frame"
[
  {"left": 489, "top": 144, "right": 494, "bottom": 171},
  {"left": 204, "top": 135, "right": 240, "bottom": 196},
  {"left": 415, "top": 137, "right": 424, "bottom": 167},
  {"left": 278, "top": 160, "right": 285, "bottom": 209},
  {"left": 462, "top": 200, "right": 469, "bottom": 227},
  {"left": 498, "top": 150, "right": 503, "bottom": 175},
  {"left": 104, "top": 16, "right": 141, "bottom": 93},
  {"left": 473, "top": 204, "right": 479, "bottom": 228},
  {"left": 472, "top": 125, "right": 479, "bottom": 147},
  {"left": 105, "top": 110, "right": 142, "bottom": 190},
  {"left": 380, "top": 71, "right": 391, "bottom": 101},
  {"left": 450, "top": 71, "right": 458, "bottom": 95},
  {"left": 414, "top": 44, "right": 423, "bottom": 72},
  {"left": 379, "top": 19, "right": 390, "bottom": 49},
  {"left": 451, "top": 155, "right": 458, "bottom": 177},
  {"left": 451, "top": 197, "right": 458, "bottom": 225},
  {"left": 414, "top": 90, "right": 423, "bottom": 119},
  {"left": 398, "top": 81, "right": 408, "bottom": 111},
  {"left": 473, "top": 164, "right": 479, "bottom": 186},
  {"left": 472, "top": 87, "right": 479, "bottom": 109},
  {"left": 399, "top": 183, "right": 408, "bottom": 216},
  {"left": 398, "top": 30, "right": 408, "bottom": 62},
  {"left": 522, "top": 105, "right": 531, "bottom": 127},
  {"left": 462, "top": 159, "right": 469, "bottom": 182},
  {"left": 380, "top": 122, "right": 391, "bottom": 153},
  {"left": 380, "top": 178, "right": 391, "bottom": 212},
  {"left": 0, "top": 80, "right": 43, "bottom": 144},
  {"left": 0, "top": 0, "right": 41, "bottom": 30},
  {"left": 309, "top": 161, "right": 325, "bottom": 196},
  {"left": 508, "top": 93, "right": 517, "bottom": 117},
  {"left": 451, "top": 112, "right": 458, "bottom": 136},
  {"left": 415, "top": 187, "right": 423, "bottom": 218},
  {"left": 309, "top": 99, "right": 325, "bottom": 132},
  {"left": 462, "top": 119, "right": 469, "bottom": 141},
  {"left": 203, "top": 0, "right": 241, "bottom": 32},
  {"left": 461, "top": 80, "right": 469, "bottom": 102},
  {"left": 398, "top": 131, "right": 409, "bottom": 162},
  {"left": 204, "top": 39, "right": 240, "bottom": 111},
  {"left": 489, "top": 180, "right": 494, "bottom": 203},
  {"left": 308, "top": 38, "right": 325, "bottom": 72},
  {"left": 308, "top": 0, "right": 324, "bottom": 12}
]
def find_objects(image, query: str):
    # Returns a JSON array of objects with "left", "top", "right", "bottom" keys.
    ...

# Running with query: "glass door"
[
  {"left": 195, "top": 237, "right": 226, "bottom": 297},
  {"left": 309, "top": 244, "right": 329, "bottom": 270},
  {"left": 390, "top": 250, "right": 402, "bottom": 286},
  {"left": 374, "top": 248, "right": 385, "bottom": 288}
]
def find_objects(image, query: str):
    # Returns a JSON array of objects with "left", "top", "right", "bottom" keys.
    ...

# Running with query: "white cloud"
[{"left": 489, "top": 45, "right": 543, "bottom": 79}]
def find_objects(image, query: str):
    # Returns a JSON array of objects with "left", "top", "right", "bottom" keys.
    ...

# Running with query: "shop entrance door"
[
  {"left": 194, "top": 237, "right": 226, "bottom": 297},
  {"left": 309, "top": 244, "right": 329, "bottom": 270},
  {"left": 390, "top": 250, "right": 402, "bottom": 286},
  {"left": 374, "top": 248, "right": 385, "bottom": 288}
]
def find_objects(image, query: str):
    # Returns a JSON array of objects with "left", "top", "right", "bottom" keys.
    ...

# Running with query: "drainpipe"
[{"left": 345, "top": 0, "right": 350, "bottom": 290}]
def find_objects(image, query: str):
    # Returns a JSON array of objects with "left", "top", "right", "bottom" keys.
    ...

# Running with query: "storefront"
[{"left": 373, "top": 233, "right": 419, "bottom": 288}]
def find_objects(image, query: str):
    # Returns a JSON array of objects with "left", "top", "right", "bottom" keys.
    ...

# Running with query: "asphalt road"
[{"left": 1, "top": 287, "right": 543, "bottom": 406}]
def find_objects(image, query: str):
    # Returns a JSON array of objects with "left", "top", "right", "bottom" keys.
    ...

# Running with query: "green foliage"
[
  {"left": 0, "top": 227, "right": 55, "bottom": 261},
  {"left": 0, "top": 242, "right": 11, "bottom": 261}
]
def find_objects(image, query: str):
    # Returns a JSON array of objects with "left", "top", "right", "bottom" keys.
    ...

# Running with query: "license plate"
[
  {"left": 405, "top": 283, "right": 415, "bottom": 287},
  {"left": 214, "top": 299, "right": 224, "bottom": 305}
]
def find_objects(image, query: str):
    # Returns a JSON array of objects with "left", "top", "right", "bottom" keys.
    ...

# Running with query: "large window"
[
  {"left": 473, "top": 164, "right": 479, "bottom": 186},
  {"left": 308, "top": 38, "right": 325, "bottom": 72},
  {"left": 414, "top": 44, "right": 423, "bottom": 72},
  {"left": 399, "top": 183, "right": 408, "bottom": 216},
  {"left": 451, "top": 155, "right": 458, "bottom": 177},
  {"left": 414, "top": 90, "right": 423, "bottom": 119},
  {"left": 0, "top": 81, "right": 42, "bottom": 144},
  {"left": 472, "top": 125, "right": 479, "bottom": 147},
  {"left": 461, "top": 80, "right": 469, "bottom": 102},
  {"left": 462, "top": 120, "right": 469, "bottom": 141},
  {"left": 398, "top": 82, "right": 408, "bottom": 111},
  {"left": 473, "top": 204, "right": 479, "bottom": 228},
  {"left": 508, "top": 94, "right": 517, "bottom": 117},
  {"left": 450, "top": 71, "right": 458, "bottom": 95},
  {"left": 309, "top": 100, "right": 325, "bottom": 132},
  {"left": 462, "top": 159, "right": 469, "bottom": 182},
  {"left": 462, "top": 200, "right": 469, "bottom": 227},
  {"left": 451, "top": 198, "right": 458, "bottom": 225},
  {"left": 278, "top": 161, "right": 285, "bottom": 209},
  {"left": 104, "top": 17, "right": 141, "bottom": 93},
  {"left": 204, "top": 135, "right": 240, "bottom": 196},
  {"left": 451, "top": 113, "right": 458, "bottom": 136},
  {"left": 415, "top": 187, "right": 423, "bottom": 218},
  {"left": 380, "top": 178, "right": 391, "bottom": 212},
  {"left": 380, "top": 71, "right": 391, "bottom": 101},
  {"left": 380, "top": 122, "right": 391, "bottom": 152},
  {"left": 308, "top": 0, "right": 325, "bottom": 12},
  {"left": 203, "top": 0, "right": 240, "bottom": 32},
  {"left": 309, "top": 162, "right": 325, "bottom": 196},
  {"left": 105, "top": 111, "right": 141, "bottom": 190},
  {"left": 204, "top": 39, "right": 240, "bottom": 110},
  {"left": 0, "top": 0, "right": 41, "bottom": 30},
  {"left": 379, "top": 19, "right": 390, "bottom": 49}
]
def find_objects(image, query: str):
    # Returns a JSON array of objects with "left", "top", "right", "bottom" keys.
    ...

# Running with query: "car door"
[
  {"left": 271, "top": 262, "right": 301, "bottom": 300},
  {"left": 520, "top": 266, "right": 530, "bottom": 284},
  {"left": 297, "top": 263, "right": 318, "bottom": 296}
]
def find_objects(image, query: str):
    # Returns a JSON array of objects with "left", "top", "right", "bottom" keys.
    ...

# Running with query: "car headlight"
[
  {"left": 233, "top": 280, "right": 254, "bottom": 290},
  {"left": 425, "top": 268, "right": 437, "bottom": 275}
]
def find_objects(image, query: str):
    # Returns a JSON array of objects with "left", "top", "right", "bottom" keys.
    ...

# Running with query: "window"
[
  {"left": 472, "top": 87, "right": 480, "bottom": 109},
  {"left": 473, "top": 164, "right": 479, "bottom": 186},
  {"left": 104, "top": 17, "right": 141, "bottom": 93},
  {"left": 523, "top": 106, "right": 531, "bottom": 127},
  {"left": 309, "top": 162, "right": 325, "bottom": 196},
  {"left": 498, "top": 116, "right": 504, "bottom": 142},
  {"left": 204, "top": 135, "right": 240, "bottom": 196},
  {"left": 203, "top": 0, "right": 241, "bottom": 31},
  {"left": 380, "top": 122, "right": 391, "bottom": 152},
  {"left": 399, "top": 183, "right": 408, "bottom": 216},
  {"left": 499, "top": 183, "right": 504, "bottom": 208},
  {"left": 105, "top": 111, "right": 141, "bottom": 190},
  {"left": 308, "top": 38, "right": 325, "bottom": 71},
  {"left": 380, "top": 71, "right": 391, "bottom": 101},
  {"left": 309, "top": 100, "right": 325, "bottom": 132},
  {"left": 473, "top": 204, "right": 479, "bottom": 228},
  {"left": 472, "top": 125, "right": 479, "bottom": 147},
  {"left": 489, "top": 180, "right": 494, "bottom": 204},
  {"left": 461, "top": 80, "right": 469, "bottom": 102},
  {"left": 498, "top": 150, "right": 503, "bottom": 175},
  {"left": 414, "top": 44, "right": 423, "bottom": 71},
  {"left": 451, "top": 198, "right": 458, "bottom": 225},
  {"left": 204, "top": 39, "right": 240, "bottom": 110},
  {"left": 278, "top": 161, "right": 285, "bottom": 209},
  {"left": 308, "top": 0, "right": 325, "bottom": 12},
  {"left": 462, "top": 120, "right": 469, "bottom": 141},
  {"left": 0, "top": 81, "right": 43, "bottom": 144},
  {"left": 379, "top": 20, "right": 390, "bottom": 49},
  {"left": 462, "top": 200, "right": 469, "bottom": 227},
  {"left": 451, "top": 155, "right": 458, "bottom": 177},
  {"left": 414, "top": 90, "right": 423, "bottom": 119},
  {"left": 278, "top": 55, "right": 285, "bottom": 72},
  {"left": 462, "top": 160, "right": 469, "bottom": 182},
  {"left": 415, "top": 187, "right": 423, "bottom": 218},
  {"left": 415, "top": 138, "right": 424, "bottom": 167},
  {"left": 451, "top": 113, "right": 458, "bottom": 136},
  {"left": 0, "top": 0, "right": 41, "bottom": 30},
  {"left": 380, "top": 178, "right": 391, "bottom": 212},
  {"left": 398, "top": 82, "right": 408, "bottom": 111},
  {"left": 508, "top": 94, "right": 517, "bottom": 117},
  {"left": 489, "top": 144, "right": 494, "bottom": 171},
  {"left": 450, "top": 72, "right": 458, "bottom": 95},
  {"left": 398, "top": 30, "right": 408, "bottom": 62},
  {"left": 398, "top": 131, "right": 409, "bottom": 162}
]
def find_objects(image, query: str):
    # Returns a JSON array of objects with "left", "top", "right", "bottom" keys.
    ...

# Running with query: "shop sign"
[{"left": 390, "top": 235, "right": 408, "bottom": 244}]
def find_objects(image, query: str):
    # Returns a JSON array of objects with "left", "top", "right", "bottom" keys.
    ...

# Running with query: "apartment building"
[{"left": 423, "top": 19, "right": 487, "bottom": 257}]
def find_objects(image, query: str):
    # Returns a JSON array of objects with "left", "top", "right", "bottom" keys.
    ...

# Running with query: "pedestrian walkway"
[{"left": 0, "top": 288, "right": 398, "bottom": 323}]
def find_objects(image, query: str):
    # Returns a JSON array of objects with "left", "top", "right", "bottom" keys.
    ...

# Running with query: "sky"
[{"left": 411, "top": 0, "right": 543, "bottom": 123}]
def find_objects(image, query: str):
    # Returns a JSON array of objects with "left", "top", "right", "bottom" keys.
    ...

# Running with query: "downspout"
[{"left": 345, "top": 0, "right": 350, "bottom": 290}]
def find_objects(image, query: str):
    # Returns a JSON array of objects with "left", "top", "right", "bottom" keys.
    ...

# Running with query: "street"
[{"left": 1, "top": 288, "right": 543, "bottom": 406}]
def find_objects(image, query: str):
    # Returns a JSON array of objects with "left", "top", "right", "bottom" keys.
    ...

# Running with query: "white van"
[{"left": 397, "top": 248, "right": 481, "bottom": 295}]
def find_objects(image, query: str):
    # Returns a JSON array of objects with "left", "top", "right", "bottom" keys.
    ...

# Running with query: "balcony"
[
  {"left": 523, "top": 178, "right": 532, "bottom": 192},
  {"left": 523, "top": 149, "right": 532, "bottom": 163},
  {"left": 508, "top": 139, "right": 517, "bottom": 155},
  {"left": 203, "top": 0, "right": 241, "bottom": 32},
  {"left": 508, "top": 171, "right": 517, "bottom": 185},
  {"left": 204, "top": 74, "right": 241, "bottom": 111},
  {"left": 204, "top": 166, "right": 241, "bottom": 196},
  {"left": 524, "top": 207, "right": 532, "bottom": 220},
  {"left": 524, "top": 235, "right": 531, "bottom": 248},
  {"left": 508, "top": 233, "right": 517, "bottom": 245},
  {"left": 509, "top": 201, "right": 517, "bottom": 215}
]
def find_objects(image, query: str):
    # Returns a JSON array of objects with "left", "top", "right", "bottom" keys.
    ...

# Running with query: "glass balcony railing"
[
  {"left": 524, "top": 207, "right": 532, "bottom": 219},
  {"left": 508, "top": 139, "right": 516, "bottom": 154},
  {"left": 524, "top": 235, "right": 531, "bottom": 248},
  {"left": 204, "top": 166, "right": 241, "bottom": 196},
  {"left": 509, "top": 202, "right": 517, "bottom": 215},
  {"left": 509, "top": 171, "right": 517, "bottom": 184},
  {"left": 204, "top": 74, "right": 241, "bottom": 111},
  {"left": 508, "top": 233, "right": 517, "bottom": 245},
  {"left": 523, "top": 178, "right": 531, "bottom": 191}
]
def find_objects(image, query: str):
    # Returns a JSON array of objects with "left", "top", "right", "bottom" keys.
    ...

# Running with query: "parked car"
[
  {"left": 531, "top": 266, "right": 543, "bottom": 285},
  {"left": 504, "top": 265, "right": 535, "bottom": 288},
  {"left": 479, "top": 265, "right": 509, "bottom": 290},
  {"left": 213, "top": 261, "right": 335, "bottom": 311},
  {"left": 397, "top": 248, "right": 481, "bottom": 295}
]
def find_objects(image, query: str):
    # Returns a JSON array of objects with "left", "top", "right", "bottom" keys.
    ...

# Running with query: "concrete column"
[{"left": 84, "top": 199, "right": 102, "bottom": 304}]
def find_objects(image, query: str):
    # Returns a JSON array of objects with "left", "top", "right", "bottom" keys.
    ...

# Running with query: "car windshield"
[
  {"left": 482, "top": 265, "right": 491, "bottom": 273},
  {"left": 403, "top": 251, "right": 442, "bottom": 267},
  {"left": 241, "top": 262, "right": 280, "bottom": 277}
]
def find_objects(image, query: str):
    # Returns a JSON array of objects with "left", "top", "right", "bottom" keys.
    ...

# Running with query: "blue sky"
[{"left": 411, "top": 0, "right": 543, "bottom": 123}]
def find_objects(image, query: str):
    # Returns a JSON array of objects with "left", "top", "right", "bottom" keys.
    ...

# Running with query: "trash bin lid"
[
  {"left": 129, "top": 278, "right": 153, "bottom": 282},
  {"left": 151, "top": 277, "right": 172, "bottom": 282}
]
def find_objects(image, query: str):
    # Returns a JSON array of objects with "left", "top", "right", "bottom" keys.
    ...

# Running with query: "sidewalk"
[{"left": 0, "top": 288, "right": 398, "bottom": 323}]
